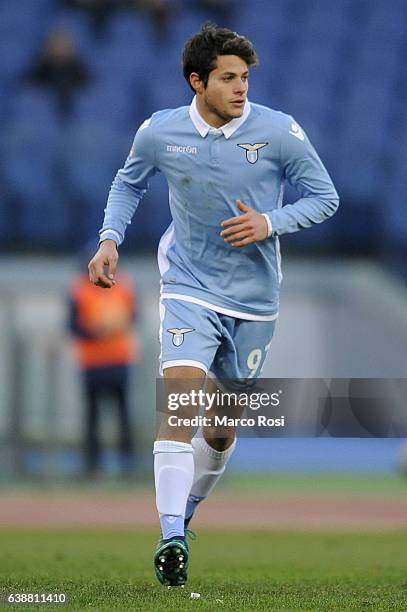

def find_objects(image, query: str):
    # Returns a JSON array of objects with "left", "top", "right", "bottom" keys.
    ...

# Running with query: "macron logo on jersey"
[
  {"left": 289, "top": 123, "right": 305, "bottom": 141},
  {"left": 167, "top": 145, "right": 198, "bottom": 155}
]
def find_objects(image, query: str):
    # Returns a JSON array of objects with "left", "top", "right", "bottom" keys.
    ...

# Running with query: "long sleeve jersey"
[{"left": 99, "top": 97, "right": 339, "bottom": 320}]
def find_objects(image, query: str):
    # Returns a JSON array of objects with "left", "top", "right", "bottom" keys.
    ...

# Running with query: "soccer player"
[{"left": 88, "top": 24, "right": 339, "bottom": 586}]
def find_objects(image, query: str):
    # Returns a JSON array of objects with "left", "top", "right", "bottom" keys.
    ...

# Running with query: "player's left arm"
[
  {"left": 221, "top": 118, "right": 339, "bottom": 247},
  {"left": 265, "top": 117, "right": 339, "bottom": 237}
]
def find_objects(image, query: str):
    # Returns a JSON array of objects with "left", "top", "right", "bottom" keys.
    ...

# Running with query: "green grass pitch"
[{"left": 1, "top": 528, "right": 407, "bottom": 611}]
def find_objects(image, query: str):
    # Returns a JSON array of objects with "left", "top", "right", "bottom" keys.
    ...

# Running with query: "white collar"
[{"left": 189, "top": 95, "right": 251, "bottom": 139}]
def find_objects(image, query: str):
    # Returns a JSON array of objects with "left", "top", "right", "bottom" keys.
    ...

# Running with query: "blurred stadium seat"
[
  {"left": 384, "top": 175, "right": 407, "bottom": 248},
  {"left": 10, "top": 86, "right": 58, "bottom": 121},
  {"left": 73, "top": 81, "right": 138, "bottom": 129},
  {"left": 0, "top": 188, "right": 13, "bottom": 242},
  {"left": 3, "top": 116, "right": 70, "bottom": 244},
  {"left": 0, "top": 0, "right": 405, "bottom": 255},
  {"left": 0, "top": 1, "right": 53, "bottom": 30},
  {"left": 0, "top": 34, "right": 39, "bottom": 85},
  {"left": 106, "top": 10, "right": 152, "bottom": 46},
  {"left": 125, "top": 173, "right": 172, "bottom": 250},
  {"left": 61, "top": 121, "right": 131, "bottom": 243},
  {"left": 299, "top": 0, "right": 353, "bottom": 41}
]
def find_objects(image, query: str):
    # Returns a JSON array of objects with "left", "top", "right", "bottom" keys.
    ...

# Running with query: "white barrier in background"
[{"left": 0, "top": 255, "right": 407, "bottom": 476}]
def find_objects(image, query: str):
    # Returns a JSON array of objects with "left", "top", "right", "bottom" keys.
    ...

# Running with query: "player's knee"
[
  {"left": 155, "top": 430, "right": 194, "bottom": 444},
  {"left": 163, "top": 365, "right": 206, "bottom": 379},
  {"left": 204, "top": 434, "right": 235, "bottom": 452}
]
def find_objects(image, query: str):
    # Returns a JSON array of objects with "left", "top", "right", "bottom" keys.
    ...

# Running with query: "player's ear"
[{"left": 189, "top": 72, "right": 203, "bottom": 94}]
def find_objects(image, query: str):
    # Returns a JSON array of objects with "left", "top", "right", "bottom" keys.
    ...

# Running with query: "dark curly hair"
[{"left": 182, "top": 23, "right": 258, "bottom": 91}]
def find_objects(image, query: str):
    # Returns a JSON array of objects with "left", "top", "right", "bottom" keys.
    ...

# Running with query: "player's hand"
[
  {"left": 88, "top": 239, "right": 118, "bottom": 288},
  {"left": 220, "top": 200, "right": 269, "bottom": 247}
]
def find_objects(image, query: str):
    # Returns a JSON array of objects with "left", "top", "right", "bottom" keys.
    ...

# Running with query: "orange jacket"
[{"left": 69, "top": 273, "right": 140, "bottom": 369}]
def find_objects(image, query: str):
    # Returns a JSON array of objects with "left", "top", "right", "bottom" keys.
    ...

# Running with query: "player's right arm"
[
  {"left": 88, "top": 238, "right": 119, "bottom": 288},
  {"left": 89, "top": 117, "right": 157, "bottom": 288}
]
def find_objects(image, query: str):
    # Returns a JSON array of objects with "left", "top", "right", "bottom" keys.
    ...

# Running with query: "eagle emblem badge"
[
  {"left": 167, "top": 327, "right": 194, "bottom": 347},
  {"left": 237, "top": 142, "right": 268, "bottom": 164}
]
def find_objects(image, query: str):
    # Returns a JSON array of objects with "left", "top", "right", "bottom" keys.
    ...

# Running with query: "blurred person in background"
[
  {"left": 65, "top": 0, "right": 122, "bottom": 36},
  {"left": 66, "top": 0, "right": 174, "bottom": 38},
  {"left": 69, "top": 241, "right": 141, "bottom": 479},
  {"left": 131, "top": 0, "right": 174, "bottom": 39},
  {"left": 26, "top": 30, "right": 90, "bottom": 119},
  {"left": 195, "top": 0, "right": 233, "bottom": 25}
]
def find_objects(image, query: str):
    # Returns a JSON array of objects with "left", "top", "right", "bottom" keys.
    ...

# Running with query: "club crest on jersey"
[
  {"left": 237, "top": 142, "right": 268, "bottom": 164},
  {"left": 167, "top": 327, "right": 194, "bottom": 347}
]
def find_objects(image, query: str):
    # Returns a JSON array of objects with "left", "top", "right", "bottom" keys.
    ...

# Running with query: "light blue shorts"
[{"left": 159, "top": 298, "right": 276, "bottom": 379}]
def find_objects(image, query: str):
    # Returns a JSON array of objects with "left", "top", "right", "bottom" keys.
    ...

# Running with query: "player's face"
[{"left": 202, "top": 55, "right": 249, "bottom": 125}]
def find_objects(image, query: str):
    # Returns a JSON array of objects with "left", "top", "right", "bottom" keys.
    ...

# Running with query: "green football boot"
[{"left": 154, "top": 536, "right": 189, "bottom": 587}]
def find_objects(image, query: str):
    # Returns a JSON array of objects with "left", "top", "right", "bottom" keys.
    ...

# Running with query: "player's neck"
[{"left": 196, "top": 96, "right": 228, "bottom": 129}]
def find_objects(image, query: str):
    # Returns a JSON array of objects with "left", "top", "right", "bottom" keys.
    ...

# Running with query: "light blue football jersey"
[{"left": 100, "top": 97, "right": 339, "bottom": 319}]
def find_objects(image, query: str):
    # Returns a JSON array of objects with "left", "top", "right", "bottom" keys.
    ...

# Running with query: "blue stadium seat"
[
  {"left": 278, "top": 180, "right": 339, "bottom": 249},
  {"left": 383, "top": 173, "right": 407, "bottom": 247},
  {"left": 168, "top": 11, "right": 211, "bottom": 46},
  {"left": 144, "top": 11, "right": 205, "bottom": 80},
  {"left": 0, "top": 35, "right": 39, "bottom": 84},
  {"left": 2, "top": 86, "right": 72, "bottom": 243},
  {"left": 0, "top": 0, "right": 405, "bottom": 251},
  {"left": 86, "top": 40, "right": 148, "bottom": 89},
  {"left": 267, "top": 62, "right": 292, "bottom": 110},
  {"left": 384, "top": 111, "right": 407, "bottom": 165},
  {"left": 86, "top": 12, "right": 152, "bottom": 88},
  {"left": 366, "top": 3, "right": 406, "bottom": 42},
  {"left": 147, "top": 62, "right": 192, "bottom": 111},
  {"left": 3, "top": 119, "right": 70, "bottom": 242},
  {"left": 247, "top": 73, "right": 274, "bottom": 108},
  {"left": 329, "top": 78, "right": 391, "bottom": 204},
  {"left": 355, "top": 36, "right": 402, "bottom": 77},
  {"left": 330, "top": 138, "right": 381, "bottom": 205},
  {"left": 0, "top": 1, "right": 50, "bottom": 29},
  {"left": 299, "top": 0, "right": 354, "bottom": 41},
  {"left": 0, "top": 190, "right": 13, "bottom": 242},
  {"left": 106, "top": 11, "right": 152, "bottom": 53},
  {"left": 289, "top": 42, "right": 339, "bottom": 82},
  {"left": 0, "top": 1, "right": 57, "bottom": 50},
  {"left": 126, "top": 173, "right": 172, "bottom": 248},
  {"left": 283, "top": 74, "right": 333, "bottom": 135},
  {"left": 73, "top": 82, "right": 139, "bottom": 130},
  {"left": 232, "top": 0, "right": 287, "bottom": 61},
  {"left": 10, "top": 86, "right": 59, "bottom": 123},
  {"left": 61, "top": 122, "right": 131, "bottom": 242},
  {"left": 343, "top": 84, "right": 393, "bottom": 150}
]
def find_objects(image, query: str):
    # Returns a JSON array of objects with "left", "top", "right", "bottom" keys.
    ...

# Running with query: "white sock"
[
  {"left": 153, "top": 440, "right": 194, "bottom": 540},
  {"left": 185, "top": 434, "right": 236, "bottom": 522}
]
